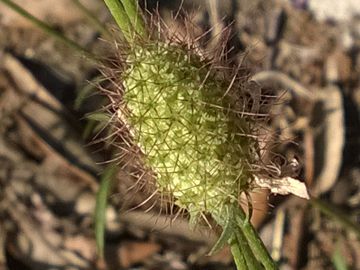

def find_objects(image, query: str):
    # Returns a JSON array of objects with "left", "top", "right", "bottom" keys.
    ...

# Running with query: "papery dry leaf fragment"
[{"left": 255, "top": 176, "right": 310, "bottom": 199}]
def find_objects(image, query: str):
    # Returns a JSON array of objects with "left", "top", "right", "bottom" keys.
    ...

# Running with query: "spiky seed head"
[{"left": 117, "top": 40, "right": 261, "bottom": 222}]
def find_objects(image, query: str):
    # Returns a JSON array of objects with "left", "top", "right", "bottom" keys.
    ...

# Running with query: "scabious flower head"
[
  {"left": 109, "top": 31, "right": 267, "bottom": 222},
  {"left": 98, "top": 0, "right": 276, "bottom": 228},
  {"left": 99, "top": 1, "right": 287, "bottom": 269}
]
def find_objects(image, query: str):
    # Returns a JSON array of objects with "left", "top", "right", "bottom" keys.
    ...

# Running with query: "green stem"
[
  {"left": 95, "top": 164, "right": 118, "bottom": 258},
  {"left": 230, "top": 235, "right": 248, "bottom": 270},
  {"left": 102, "top": 0, "right": 133, "bottom": 42},
  {"left": 234, "top": 227, "right": 263, "bottom": 270},
  {"left": 72, "top": 0, "right": 112, "bottom": 39},
  {"left": 212, "top": 205, "right": 275, "bottom": 269},
  {"left": 310, "top": 198, "right": 360, "bottom": 238},
  {"left": 234, "top": 206, "right": 278, "bottom": 270},
  {"left": 120, "top": 0, "right": 145, "bottom": 37},
  {"left": 0, "top": 0, "right": 100, "bottom": 63}
]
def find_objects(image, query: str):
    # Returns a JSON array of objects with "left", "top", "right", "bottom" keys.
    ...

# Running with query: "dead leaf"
[{"left": 254, "top": 176, "right": 310, "bottom": 199}]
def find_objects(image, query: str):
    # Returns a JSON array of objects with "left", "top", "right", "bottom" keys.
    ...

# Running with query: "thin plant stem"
[
  {"left": 213, "top": 205, "right": 276, "bottom": 269},
  {"left": 102, "top": 0, "right": 133, "bottom": 42},
  {"left": 235, "top": 206, "right": 278, "bottom": 270},
  {"left": 72, "top": 0, "right": 112, "bottom": 39},
  {"left": 230, "top": 236, "right": 248, "bottom": 270},
  {"left": 234, "top": 227, "right": 263, "bottom": 270},
  {"left": 120, "top": 0, "right": 145, "bottom": 38},
  {"left": 0, "top": 0, "right": 100, "bottom": 63},
  {"left": 95, "top": 164, "right": 118, "bottom": 258},
  {"left": 310, "top": 198, "right": 360, "bottom": 238}
]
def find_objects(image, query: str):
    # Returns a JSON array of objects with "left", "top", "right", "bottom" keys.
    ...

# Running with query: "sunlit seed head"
[{"left": 119, "top": 42, "right": 258, "bottom": 220}]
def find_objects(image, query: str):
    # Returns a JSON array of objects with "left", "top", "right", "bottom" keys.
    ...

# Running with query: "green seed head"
[
  {"left": 119, "top": 42, "right": 261, "bottom": 221},
  {"left": 97, "top": 3, "right": 284, "bottom": 268}
]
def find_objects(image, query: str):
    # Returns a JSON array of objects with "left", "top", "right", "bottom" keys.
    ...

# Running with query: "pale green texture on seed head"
[{"left": 123, "top": 43, "right": 256, "bottom": 220}]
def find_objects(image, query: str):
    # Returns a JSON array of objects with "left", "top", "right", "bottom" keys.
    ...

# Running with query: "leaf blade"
[{"left": 95, "top": 164, "right": 118, "bottom": 258}]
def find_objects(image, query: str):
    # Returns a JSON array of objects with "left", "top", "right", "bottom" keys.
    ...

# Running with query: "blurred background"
[{"left": 0, "top": 0, "right": 359, "bottom": 269}]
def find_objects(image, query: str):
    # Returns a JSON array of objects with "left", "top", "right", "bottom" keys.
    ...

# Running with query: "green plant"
[
  {"left": 0, "top": 0, "right": 280, "bottom": 268},
  {"left": 4, "top": 1, "right": 360, "bottom": 269},
  {"left": 0, "top": 0, "right": 292, "bottom": 268},
  {"left": 99, "top": 0, "right": 278, "bottom": 269}
]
